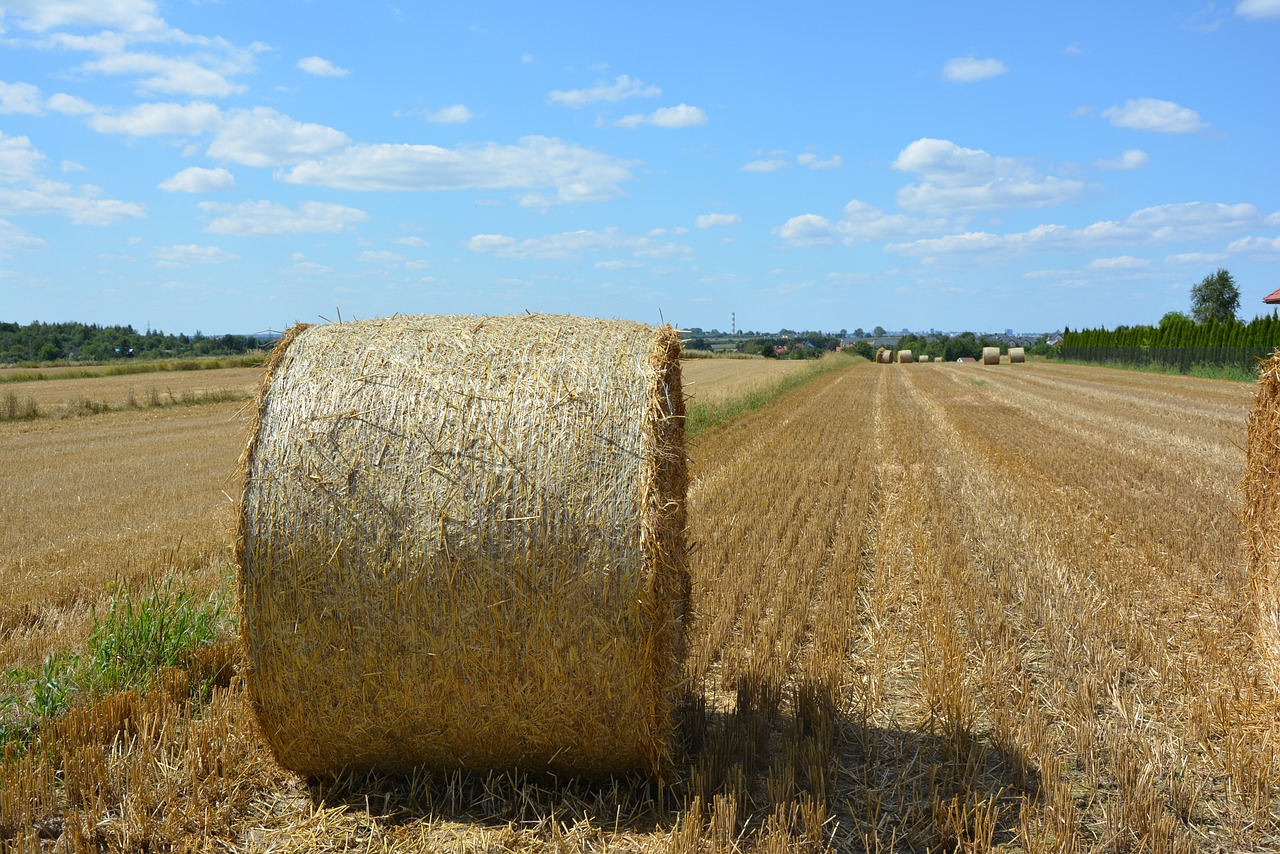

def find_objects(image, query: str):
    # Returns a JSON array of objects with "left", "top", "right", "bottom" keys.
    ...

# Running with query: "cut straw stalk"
[{"left": 236, "top": 314, "right": 689, "bottom": 779}]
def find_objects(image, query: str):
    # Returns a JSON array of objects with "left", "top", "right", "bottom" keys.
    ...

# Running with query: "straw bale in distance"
[
  {"left": 982, "top": 346, "right": 1001, "bottom": 365},
  {"left": 1009, "top": 347, "right": 1026, "bottom": 363},
  {"left": 898, "top": 349, "right": 914, "bottom": 364},
  {"left": 876, "top": 347, "right": 891, "bottom": 364},
  {"left": 237, "top": 314, "right": 690, "bottom": 779},
  {"left": 1244, "top": 351, "right": 1280, "bottom": 682}
]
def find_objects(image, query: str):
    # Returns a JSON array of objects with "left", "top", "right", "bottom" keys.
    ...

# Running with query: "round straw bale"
[
  {"left": 237, "top": 314, "right": 689, "bottom": 779},
  {"left": 1245, "top": 352, "right": 1280, "bottom": 681},
  {"left": 1009, "top": 347, "right": 1026, "bottom": 363},
  {"left": 876, "top": 347, "right": 891, "bottom": 364},
  {"left": 898, "top": 349, "right": 914, "bottom": 363},
  {"left": 918, "top": 355, "right": 930, "bottom": 363},
  {"left": 982, "top": 346, "right": 1001, "bottom": 365}
]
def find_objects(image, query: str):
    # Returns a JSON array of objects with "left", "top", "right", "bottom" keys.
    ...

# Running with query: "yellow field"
[
  {"left": 682, "top": 356, "right": 814, "bottom": 405},
  {"left": 2, "top": 358, "right": 1276, "bottom": 851},
  {"left": 1, "top": 366, "right": 260, "bottom": 413}
]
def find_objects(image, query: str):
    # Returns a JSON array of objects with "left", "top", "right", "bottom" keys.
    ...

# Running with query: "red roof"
[{"left": 1265, "top": 288, "right": 1280, "bottom": 304}]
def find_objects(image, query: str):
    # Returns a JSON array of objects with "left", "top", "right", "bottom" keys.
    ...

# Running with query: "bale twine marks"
[
  {"left": 1009, "top": 347, "right": 1026, "bottom": 363},
  {"left": 982, "top": 347, "right": 1001, "bottom": 365},
  {"left": 1245, "top": 352, "right": 1280, "bottom": 681},
  {"left": 237, "top": 314, "right": 689, "bottom": 779},
  {"left": 876, "top": 347, "right": 891, "bottom": 364},
  {"left": 898, "top": 350, "right": 914, "bottom": 364}
]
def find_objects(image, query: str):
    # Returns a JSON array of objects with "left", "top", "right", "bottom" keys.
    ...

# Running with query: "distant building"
[{"left": 1264, "top": 288, "right": 1280, "bottom": 305}]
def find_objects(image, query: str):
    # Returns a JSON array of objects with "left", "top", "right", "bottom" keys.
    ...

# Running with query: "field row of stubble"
[{"left": 3, "top": 357, "right": 1276, "bottom": 852}]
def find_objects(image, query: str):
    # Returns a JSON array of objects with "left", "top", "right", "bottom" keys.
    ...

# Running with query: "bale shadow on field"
[{"left": 295, "top": 676, "right": 1040, "bottom": 849}]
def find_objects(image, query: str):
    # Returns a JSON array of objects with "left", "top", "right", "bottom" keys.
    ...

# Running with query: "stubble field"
[{"left": 2, "top": 356, "right": 1275, "bottom": 852}]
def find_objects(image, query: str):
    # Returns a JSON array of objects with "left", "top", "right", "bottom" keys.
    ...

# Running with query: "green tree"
[{"left": 1190, "top": 268, "right": 1240, "bottom": 325}]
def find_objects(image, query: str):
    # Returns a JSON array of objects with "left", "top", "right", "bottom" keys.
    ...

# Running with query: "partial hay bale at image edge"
[
  {"left": 1245, "top": 351, "right": 1280, "bottom": 682},
  {"left": 982, "top": 347, "right": 1001, "bottom": 365},
  {"left": 236, "top": 314, "right": 690, "bottom": 780}
]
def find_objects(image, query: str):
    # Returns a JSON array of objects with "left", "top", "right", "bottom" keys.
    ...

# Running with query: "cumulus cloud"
[
  {"left": 200, "top": 200, "right": 368, "bottom": 236},
  {"left": 0, "top": 218, "right": 48, "bottom": 251},
  {"left": 696, "top": 213, "right": 741, "bottom": 228},
  {"left": 158, "top": 166, "right": 235, "bottom": 192},
  {"left": 1165, "top": 252, "right": 1228, "bottom": 265},
  {"left": 205, "top": 107, "right": 350, "bottom": 167},
  {"left": 891, "top": 138, "right": 1083, "bottom": 212},
  {"left": 465, "top": 226, "right": 691, "bottom": 261},
  {"left": 88, "top": 100, "right": 222, "bottom": 136},
  {"left": 421, "top": 104, "right": 473, "bottom": 124},
  {"left": 776, "top": 200, "right": 950, "bottom": 247},
  {"left": 279, "top": 136, "right": 633, "bottom": 206},
  {"left": 614, "top": 104, "right": 707, "bottom": 128},
  {"left": 297, "top": 56, "right": 350, "bottom": 77},
  {"left": 1102, "top": 98, "right": 1206, "bottom": 133},
  {"left": 547, "top": 74, "right": 660, "bottom": 107},
  {"left": 883, "top": 201, "right": 1279, "bottom": 259},
  {"left": 1097, "top": 148, "right": 1149, "bottom": 170},
  {"left": 46, "top": 93, "right": 96, "bottom": 115},
  {"left": 1237, "top": 0, "right": 1280, "bottom": 18},
  {"left": 0, "top": 81, "right": 43, "bottom": 114},
  {"left": 0, "top": 0, "right": 167, "bottom": 33},
  {"left": 0, "top": 131, "right": 144, "bottom": 224},
  {"left": 1087, "top": 255, "right": 1149, "bottom": 269},
  {"left": 797, "top": 153, "right": 842, "bottom": 169},
  {"left": 78, "top": 50, "right": 250, "bottom": 97},
  {"left": 1228, "top": 235, "right": 1280, "bottom": 255},
  {"left": 150, "top": 243, "right": 237, "bottom": 267},
  {"left": 741, "top": 159, "right": 788, "bottom": 173},
  {"left": 942, "top": 56, "right": 1008, "bottom": 82}
]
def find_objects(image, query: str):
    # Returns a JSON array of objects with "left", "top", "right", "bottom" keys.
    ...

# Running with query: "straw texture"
[
  {"left": 876, "top": 347, "right": 891, "bottom": 364},
  {"left": 982, "top": 347, "right": 1001, "bottom": 365},
  {"left": 236, "top": 314, "right": 689, "bottom": 779},
  {"left": 1245, "top": 352, "right": 1280, "bottom": 680},
  {"left": 1009, "top": 347, "right": 1026, "bottom": 363},
  {"left": 898, "top": 350, "right": 914, "bottom": 364}
]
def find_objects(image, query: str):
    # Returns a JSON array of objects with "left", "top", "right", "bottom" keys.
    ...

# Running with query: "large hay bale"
[
  {"left": 237, "top": 314, "right": 689, "bottom": 779},
  {"left": 982, "top": 347, "right": 1001, "bottom": 365},
  {"left": 1009, "top": 347, "right": 1026, "bottom": 363},
  {"left": 918, "top": 355, "right": 931, "bottom": 363},
  {"left": 1245, "top": 353, "right": 1280, "bottom": 679},
  {"left": 898, "top": 349, "right": 914, "bottom": 364},
  {"left": 876, "top": 347, "right": 891, "bottom": 364}
]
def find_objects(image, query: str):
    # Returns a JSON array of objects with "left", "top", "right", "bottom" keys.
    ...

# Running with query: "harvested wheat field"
[
  {"left": 681, "top": 356, "right": 813, "bottom": 406},
  {"left": 1, "top": 366, "right": 260, "bottom": 414},
  {"left": 3, "top": 356, "right": 1277, "bottom": 851}
]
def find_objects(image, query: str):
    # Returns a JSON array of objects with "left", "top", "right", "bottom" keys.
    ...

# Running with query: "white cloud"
[
  {"left": 741, "top": 159, "right": 788, "bottom": 173},
  {"left": 1097, "top": 148, "right": 1149, "bottom": 170},
  {"left": 547, "top": 74, "right": 660, "bottom": 108},
  {"left": 615, "top": 104, "right": 707, "bottom": 128},
  {"left": 1237, "top": 0, "right": 1280, "bottom": 18},
  {"left": 394, "top": 236, "right": 428, "bottom": 246},
  {"left": 891, "top": 138, "right": 1083, "bottom": 212},
  {"left": 89, "top": 101, "right": 222, "bottom": 136},
  {"left": 883, "top": 201, "right": 1279, "bottom": 259},
  {"left": 797, "top": 153, "right": 842, "bottom": 169},
  {"left": 0, "top": 0, "right": 166, "bottom": 32},
  {"left": 207, "top": 107, "right": 351, "bottom": 167},
  {"left": 776, "top": 200, "right": 950, "bottom": 247},
  {"left": 1165, "top": 252, "right": 1228, "bottom": 264},
  {"left": 280, "top": 136, "right": 633, "bottom": 206},
  {"left": 1228, "top": 235, "right": 1280, "bottom": 255},
  {"left": 1101, "top": 98, "right": 1206, "bottom": 133},
  {"left": 1087, "top": 255, "right": 1149, "bottom": 269},
  {"left": 200, "top": 200, "right": 369, "bottom": 236},
  {"left": 422, "top": 104, "right": 473, "bottom": 124},
  {"left": 158, "top": 166, "right": 235, "bottom": 192},
  {"left": 696, "top": 213, "right": 741, "bottom": 228},
  {"left": 78, "top": 52, "right": 244, "bottom": 98},
  {"left": 0, "top": 131, "right": 143, "bottom": 225},
  {"left": 150, "top": 243, "right": 237, "bottom": 267},
  {"left": 595, "top": 259, "right": 642, "bottom": 270},
  {"left": 297, "top": 56, "right": 350, "bottom": 77},
  {"left": 0, "top": 218, "right": 47, "bottom": 250},
  {"left": 942, "top": 56, "right": 1008, "bottom": 82},
  {"left": 358, "top": 250, "right": 402, "bottom": 263},
  {"left": 61, "top": 160, "right": 86, "bottom": 173},
  {"left": 465, "top": 226, "right": 691, "bottom": 261},
  {"left": 46, "top": 93, "right": 96, "bottom": 115},
  {"left": 0, "top": 81, "right": 43, "bottom": 114}
]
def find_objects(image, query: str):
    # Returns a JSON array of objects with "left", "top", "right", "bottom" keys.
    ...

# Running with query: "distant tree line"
[
  {"left": 892, "top": 331, "right": 1054, "bottom": 362},
  {"left": 0, "top": 321, "right": 267, "bottom": 364},
  {"left": 1060, "top": 311, "right": 1280, "bottom": 372}
]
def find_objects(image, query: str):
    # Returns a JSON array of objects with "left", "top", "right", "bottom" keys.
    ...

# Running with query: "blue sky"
[{"left": 0, "top": 0, "right": 1277, "bottom": 336}]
